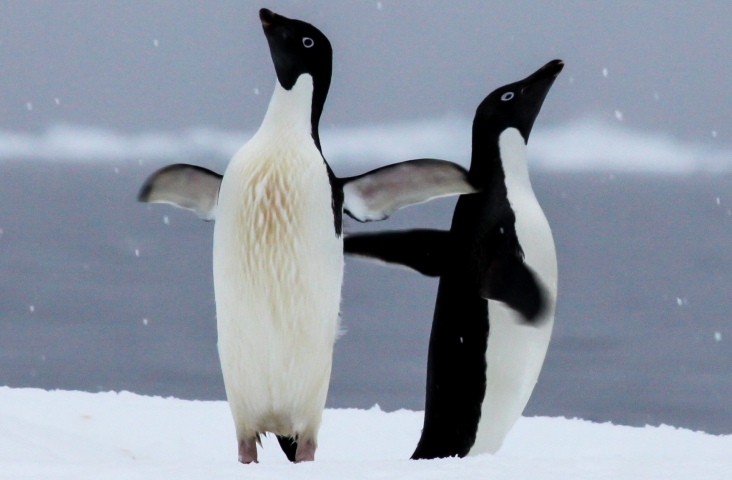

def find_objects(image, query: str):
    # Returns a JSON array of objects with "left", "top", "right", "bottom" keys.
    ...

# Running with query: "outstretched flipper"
[
  {"left": 137, "top": 164, "right": 222, "bottom": 221},
  {"left": 342, "top": 159, "right": 477, "bottom": 222},
  {"left": 344, "top": 229, "right": 451, "bottom": 277},
  {"left": 138, "top": 159, "right": 474, "bottom": 223},
  {"left": 345, "top": 228, "right": 547, "bottom": 323},
  {"left": 480, "top": 256, "right": 547, "bottom": 323}
]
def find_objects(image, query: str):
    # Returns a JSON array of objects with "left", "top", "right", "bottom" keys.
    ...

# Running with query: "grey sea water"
[{"left": 0, "top": 161, "right": 730, "bottom": 434}]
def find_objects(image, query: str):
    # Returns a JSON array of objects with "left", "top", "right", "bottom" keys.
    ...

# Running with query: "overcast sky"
[{"left": 1, "top": 1, "right": 730, "bottom": 145}]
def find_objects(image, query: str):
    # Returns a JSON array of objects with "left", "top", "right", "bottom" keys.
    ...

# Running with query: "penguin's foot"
[
  {"left": 238, "top": 438, "right": 258, "bottom": 464},
  {"left": 294, "top": 438, "right": 316, "bottom": 463}
]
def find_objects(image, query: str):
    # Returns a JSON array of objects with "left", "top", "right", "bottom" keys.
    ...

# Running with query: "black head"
[
  {"left": 260, "top": 8, "right": 331, "bottom": 92},
  {"left": 475, "top": 59, "right": 564, "bottom": 143},
  {"left": 259, "top": 8, "right": 332, "bottom": 149}
]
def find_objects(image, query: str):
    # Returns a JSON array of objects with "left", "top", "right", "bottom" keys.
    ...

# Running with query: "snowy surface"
[
  {"left": 1, "top": 387, "right": 730, "bottom": 479},
  {"left": 2, "top": 119, "right": 732, "bottom": 173}
]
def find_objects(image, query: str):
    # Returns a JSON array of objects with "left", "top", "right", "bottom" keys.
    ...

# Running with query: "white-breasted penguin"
[
  {"left": 344, "top": 60, "right": 564, "bottom": 459},
  {"left": 138, "top": 9, "right": 478, "bottom": 464}
]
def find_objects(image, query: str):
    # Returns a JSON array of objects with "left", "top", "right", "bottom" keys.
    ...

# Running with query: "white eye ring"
[
  {"left": 501, "top": 92, "right": 514, "bottom": 101},
  {"left": 303, "top": 37, "right": 314, "bottom": 48}
]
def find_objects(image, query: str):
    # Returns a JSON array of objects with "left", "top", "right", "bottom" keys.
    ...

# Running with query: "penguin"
[
  {"left": 343, "top": 59, "right": 564, "bottom": 459},
  {"left": 138, "top": 9, "right": 477, "bottom": 464}
]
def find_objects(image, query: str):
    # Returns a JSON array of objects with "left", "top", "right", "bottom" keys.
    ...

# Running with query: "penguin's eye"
[
  {"left": 501, "top": 92, "right": 515, "bottom": 101},
  {"left": 302, "top": 37, "right": 314, "bottom": 48}
]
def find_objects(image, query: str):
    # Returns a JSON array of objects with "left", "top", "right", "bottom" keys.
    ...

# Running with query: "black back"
[{"left": 412, "top": 166, "right": 522, "bottom": 458}]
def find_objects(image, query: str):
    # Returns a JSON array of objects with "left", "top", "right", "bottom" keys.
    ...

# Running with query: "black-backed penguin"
[
  {"left": 138, "top": 9, "right": 477, "bottom": 464},
  {"left": 344, "top": 60, "right": 564, "bottom": 459}
]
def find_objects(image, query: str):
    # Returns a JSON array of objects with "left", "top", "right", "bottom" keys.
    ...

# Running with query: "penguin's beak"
[
  {"left": 521, "top": 59, "right": 564, "bottom": 93},
  {"left": 259, "top": 8, "right": 279, "bottom": 29}
]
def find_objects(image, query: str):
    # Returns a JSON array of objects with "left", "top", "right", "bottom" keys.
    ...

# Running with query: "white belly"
[
  {"left": 212, "top": 127, "right": 343, "bottom": 441},
  {"left": 470, "top": 128, "right": 558, "bottom": 455}
]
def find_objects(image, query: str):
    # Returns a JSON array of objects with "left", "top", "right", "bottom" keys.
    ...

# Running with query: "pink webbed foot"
[
  {"left": 295, "top": 439, "right": 316, "bottom": 463},
  {"left": 238, "top": 438, "right": 258, "bottom": 464}
]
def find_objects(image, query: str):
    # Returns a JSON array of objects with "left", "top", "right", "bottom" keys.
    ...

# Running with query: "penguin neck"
[
  {"left": 469, "top": 126, "right": 531, "bottom": 188},
  {"left": 468, "top": 119, "right": 505, "bottom": 190},
  {"left": 497, "top": 128, "right": 531, "bottom": 193},
  {"left": 259, "top": 74, "right": 321, "bottom": 149}
]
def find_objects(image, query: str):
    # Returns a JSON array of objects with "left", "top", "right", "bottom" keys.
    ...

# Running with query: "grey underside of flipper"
[
  {"left": 344, "top": 229, "right": 548, "bottom": 323},
  {"left": 341, "top": 159, "right": 477, "bottom": 222},
  {"left": 137, "top": 158, "right": 476, "bottom": 224},
  {"left": 137, "top": 164, "right": 222, "bottom": 221}
]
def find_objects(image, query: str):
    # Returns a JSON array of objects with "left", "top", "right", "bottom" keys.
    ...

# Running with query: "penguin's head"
[
  {"left": 259, "top": 8, "right": 332, "bottom": 93},
  {"left": 476, "top": 59, "right": 564, "bottom": 142}
]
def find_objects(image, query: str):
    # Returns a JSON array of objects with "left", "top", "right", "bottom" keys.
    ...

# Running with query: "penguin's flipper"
[
  {"left": 344, "top": 229, "right": 451, "bottom": 277},
  {"left": 137, "top": 164, "right": 222, "bottom": 221},
  {"left": 342, "top": 159, "right": 476, "bottom": 222},
  {"left": 480, "top": 256, "right": 548, "bottom": 323}
]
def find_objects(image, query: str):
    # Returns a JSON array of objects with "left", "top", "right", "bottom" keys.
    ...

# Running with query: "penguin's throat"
[
  {"left": 498, "top": 128, "right": 531, "bottom": 192},
  {"left": 260, "top": 74, "right": 315, "bottom": 137}
]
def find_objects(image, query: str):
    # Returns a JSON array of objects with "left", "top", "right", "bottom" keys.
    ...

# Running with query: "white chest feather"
[
  {"left": 498, "top": 128, "right": 557, "bottom": 293},
  {"left": 471, "top": 127, "right": 558, "bottom": 455},
  {"left": 212, "top": 75, "right": 343, "bottom": 439}
]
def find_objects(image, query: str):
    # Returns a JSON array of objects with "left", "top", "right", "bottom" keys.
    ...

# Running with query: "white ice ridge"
[
  {"left": 0, "top": 387, "right": 730, "bottom": 479},
  {"left": 0, "top": 125, "right": 250, "bottom": 162},
  {"left": 2, "top": 119, "right": 732, "bottom": 173},
  {"left": 530, "top": 119, "right": 732, "bottom": 173}
]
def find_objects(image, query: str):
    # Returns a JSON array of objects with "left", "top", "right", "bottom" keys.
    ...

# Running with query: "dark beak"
[
  {"left": 522, "top": 59, "right": 564, "bottom": 88},
  {"left": 259, "top": 8, "right": 277, "bottom": 29}
]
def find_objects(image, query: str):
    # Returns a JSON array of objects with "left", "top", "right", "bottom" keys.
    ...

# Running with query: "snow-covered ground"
[{"left": 1, "top": 387, "right": 729, "bottom": 479}]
